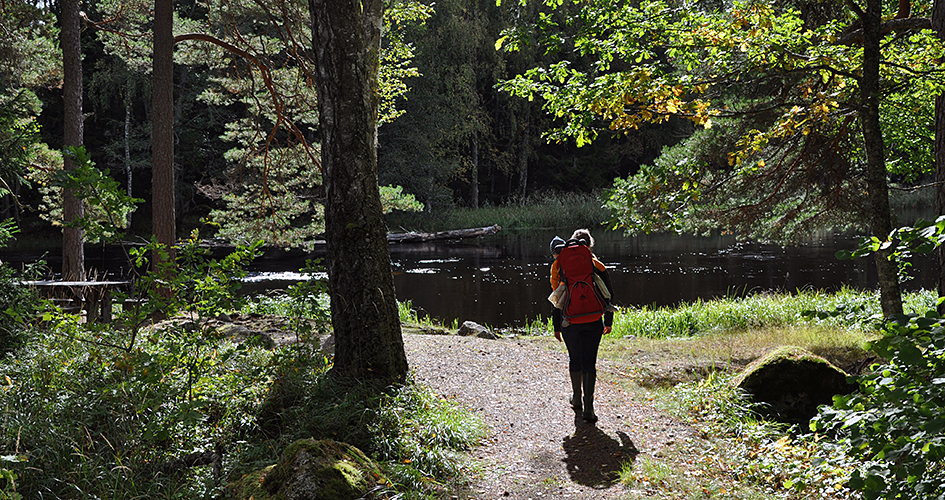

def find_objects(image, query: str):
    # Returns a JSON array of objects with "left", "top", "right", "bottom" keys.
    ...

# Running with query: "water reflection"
[
  {"left": 388, "top": 229, "right": 935, "bottom": 328},
  {"left": 4, "top": 228, "right": 935, "bottom": 329}
]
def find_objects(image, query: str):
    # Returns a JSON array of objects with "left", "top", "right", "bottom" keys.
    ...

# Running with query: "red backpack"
[{"left": 557, "top": 239, "right": 606, "bottom": 324}]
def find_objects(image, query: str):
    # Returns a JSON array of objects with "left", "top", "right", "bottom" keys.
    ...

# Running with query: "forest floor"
[{"left": 402, "top": 330, "right": 738, "bottom": 500}]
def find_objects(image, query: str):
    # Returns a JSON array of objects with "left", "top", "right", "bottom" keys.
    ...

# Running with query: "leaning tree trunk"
[
  {"left": 61, "top": 0, "right": 85, "bottom": 281},
  {"left": 933, "top": 0, "right": 945, "bottom": 314},
  {"left": 310, "top": 0, "right": 408, "bottom": 384},
  {"left": 860, "top": 0, "right": 903, "bottom": 317}
]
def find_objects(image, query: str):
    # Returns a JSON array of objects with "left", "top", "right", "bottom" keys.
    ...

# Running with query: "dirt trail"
[{"left": 403, "top": 333, "right": 697, "bottom": 500}]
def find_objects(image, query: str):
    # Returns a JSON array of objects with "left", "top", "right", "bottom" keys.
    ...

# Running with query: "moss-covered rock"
[
  {"left": 225, "top": 439, "right": 388, "bottom": 500},
  {"left": 733, "top": 346, "right": 854, "bottom": 425},
  {"left": 226, "top": 465, "right": 277, "bottom": 500}
]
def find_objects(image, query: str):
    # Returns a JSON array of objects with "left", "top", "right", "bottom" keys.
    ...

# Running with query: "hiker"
[{"left": 548, "top": 228, "right": 616, "bottom": 423}]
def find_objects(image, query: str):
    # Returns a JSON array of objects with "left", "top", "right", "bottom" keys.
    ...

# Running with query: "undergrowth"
[{"left": 0, "top": 243, "right": 484, "bottom": 500}]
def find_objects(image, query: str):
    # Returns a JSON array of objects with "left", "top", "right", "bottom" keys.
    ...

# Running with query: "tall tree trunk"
[
  {"left": 933, "top": 0, "right": 945, "bottom": 314},
  {"left": 470, "top": 134, "right": 479, "bottom": 208},
  {"left": 61, "top": 0, "right": 85, "bottom": 281},
  {"left": 152, "top": 0, "right": 176, "bottom": 259},
  {"left": 860, "top": 0, "right": 903, "bottom": 317},
  {"left": 310, "top": 0, "right": 408, "bottom": 384}
]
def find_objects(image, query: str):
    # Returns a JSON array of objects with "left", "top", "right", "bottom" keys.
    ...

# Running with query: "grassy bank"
[{"left": 386, "top": 191, "right": 612, "bottom": 232}]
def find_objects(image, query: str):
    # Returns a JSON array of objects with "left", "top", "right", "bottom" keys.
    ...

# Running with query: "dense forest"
[{"left": 0, "top": 0, "right": 680, "bottom": 252}]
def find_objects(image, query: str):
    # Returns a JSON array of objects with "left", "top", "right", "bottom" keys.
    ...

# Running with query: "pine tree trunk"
[
  {"left": 310, "top": 0, "right": 408, "bottom": 384},
  {"left": 61, "top": 0, "right": 85, "bottom": 281},
  {"left": 152, "top": 0, "right": 176, "bottom": 259},
  {"left": 860, "top": 0, "right": 903, "bottom": 317}
]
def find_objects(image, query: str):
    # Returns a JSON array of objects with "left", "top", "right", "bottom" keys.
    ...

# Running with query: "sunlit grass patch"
[{"left": 612, "top": 288, "right": 936, "bottom": 340}]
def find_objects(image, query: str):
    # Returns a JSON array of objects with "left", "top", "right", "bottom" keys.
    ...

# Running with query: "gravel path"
[{"left": 403, "top": 333, "right": 696, "bottom": 500}]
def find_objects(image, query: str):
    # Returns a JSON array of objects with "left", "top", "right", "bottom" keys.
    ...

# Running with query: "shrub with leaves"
[
  {"left": 811, "top": 217, "right": 945, "bottom": 499},
  {"left": 812, "top": 312, "right": 945, "bottom": 499}
]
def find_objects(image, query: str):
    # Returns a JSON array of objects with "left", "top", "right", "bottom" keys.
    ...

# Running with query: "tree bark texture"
[
  {"left": 152, "top": 0, "right": 176, "bottom": 256},
  {"left": 933, "top": 0, "right": 945, "bottom": 314},
  {"left": 309, "top": 0, "right": 408, "bottom": 384},
  {"left": 61, "top": 0, "right": 85, "bottom": 281},
  {"left": 860, "top": 0, "right": 903, "bottom": 317}
]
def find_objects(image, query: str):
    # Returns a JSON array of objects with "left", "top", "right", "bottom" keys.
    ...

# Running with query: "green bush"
[
  {"left": 0, "top": 265, "right": 41, "bottom": 354},
  {"left": 813, "top": 312, "right": 945, "bottom": 500}
]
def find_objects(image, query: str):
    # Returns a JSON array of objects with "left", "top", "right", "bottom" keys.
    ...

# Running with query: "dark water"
[
  {"left": 6, "top": 228, "right": 937, "bottom": 328},
  {"left": 383, "top": 229, "right": 936, "bottom": 328}
]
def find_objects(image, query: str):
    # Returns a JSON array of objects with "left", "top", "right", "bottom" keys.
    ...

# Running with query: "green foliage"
[
  {"left": 811, "top": 218, "right": 945, "bottom": 499},
  {"left": 48, "top": 146, "right": 142, "bottom": 243},
  {"left": 379, "top": 185, "right": 425, "bottom": 214},
  {"left": 2, "top": 241, "right": 481, "bottom": 498},
  {"left": 812, "top": 311, "right": 945, "bottom": 500},
  {"left": 243, "top": 259, "right": 332, "bottom": 341},
  {"left": 0, "top": 3, "right": 60, "bottom": 90},
  {"left": 499, "top": 0, "right": 945, "bottom": 241},
  {"left": 0, "top": 90, "right": 42, "bottom": 189},
  {"left": 124, "top": 230, "right": 262, "bottom": 329},
  {"left": 371, "top": 384, "right": 487, "bottom": 492},
  {"left": 0, "top": 219, "right": 42, "bottom": 353}
]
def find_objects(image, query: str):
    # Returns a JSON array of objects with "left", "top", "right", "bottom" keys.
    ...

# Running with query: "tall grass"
[
  {"left": 614, "top": 287, "right": 937, "bottom": 339},
  {"left": 386, "top": 191, "right": 611, "bottom": 232}
]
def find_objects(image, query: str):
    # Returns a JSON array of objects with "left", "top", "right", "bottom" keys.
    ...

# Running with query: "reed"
[{"left": 386, "top": 191, "right": 611, "bottom": 232}]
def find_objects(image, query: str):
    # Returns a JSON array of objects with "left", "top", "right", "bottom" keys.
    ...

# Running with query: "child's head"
[
  {"left": 570, "top": 228, "right": 594, "bottom": 248},
  {"left": 549, "top": 236, "right": 566, "bottom": 256}
]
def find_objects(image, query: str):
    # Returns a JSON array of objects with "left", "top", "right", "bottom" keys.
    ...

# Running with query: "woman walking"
[{"left": 550, "top": 229, "right": 615, "bottom": 423}]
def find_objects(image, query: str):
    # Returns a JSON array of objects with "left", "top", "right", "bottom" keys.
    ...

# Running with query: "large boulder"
[
  {"left": 225, "top": 439, "right": 387, "bottom": 500},
  {"left": 733, "top": 346, "right": 854, "bottom": 425}
]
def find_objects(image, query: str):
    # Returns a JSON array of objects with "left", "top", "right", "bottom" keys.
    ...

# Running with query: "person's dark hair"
[{"left": 570, "top": 228, "right": 594, "bottom": 248}]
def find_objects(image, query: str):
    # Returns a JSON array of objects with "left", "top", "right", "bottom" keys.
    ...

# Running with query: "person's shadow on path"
[{"left": 562, "top": 416, "right": 639, "bottom": 488}]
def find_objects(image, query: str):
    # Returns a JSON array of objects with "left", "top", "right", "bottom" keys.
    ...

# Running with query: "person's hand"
[
  {"left": 554, "top": 331, "right": 562, "bottom": 342},
  {"left": 603, "top": 326, "right": 612, "bottom": 335}
]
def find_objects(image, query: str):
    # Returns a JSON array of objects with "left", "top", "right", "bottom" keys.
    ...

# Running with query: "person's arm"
[{"left": 595, "top": 267, "right": 615, "bottom": 333}]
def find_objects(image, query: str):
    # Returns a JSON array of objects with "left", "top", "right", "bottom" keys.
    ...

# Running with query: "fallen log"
[{"left": 386, "top": 224, "right": 501, "bottom": 243}]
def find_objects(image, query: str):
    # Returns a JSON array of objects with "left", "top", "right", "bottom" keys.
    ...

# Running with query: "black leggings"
[{"left": 561, "top": 320, "right": 603, "bottom": 374}]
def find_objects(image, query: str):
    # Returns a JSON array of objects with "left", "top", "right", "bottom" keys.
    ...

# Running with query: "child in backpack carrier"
[{"left": 548, "top": 232, "right": 618, "bottom": 318}]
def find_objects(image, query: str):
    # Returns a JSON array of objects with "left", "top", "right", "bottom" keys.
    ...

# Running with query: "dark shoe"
[
  {"left": 582, "top": 372, "right": 598, "bottom": 423},
  {"left": 569, "top": 371, "right": 582, "bottom": 411}
]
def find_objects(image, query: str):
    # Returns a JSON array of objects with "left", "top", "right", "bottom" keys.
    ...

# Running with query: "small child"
[{"left": 548, "top": 233, "right": 618, "bottom": 312}]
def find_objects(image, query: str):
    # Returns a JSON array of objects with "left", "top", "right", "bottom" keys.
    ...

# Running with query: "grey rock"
[{"left": 458, "top": 320, "right": 496, "bottom": 339}]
